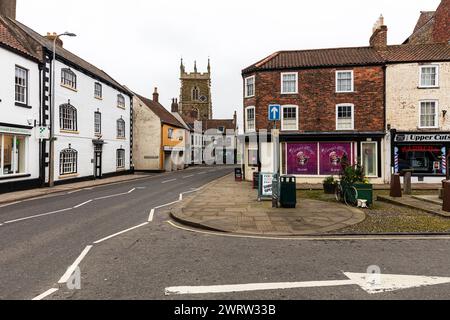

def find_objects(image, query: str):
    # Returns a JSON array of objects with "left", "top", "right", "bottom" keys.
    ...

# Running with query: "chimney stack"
[
  {"left": 171, "top": 98, "right": 179, "bottom": 113},
  {"left": 153, "top": 87, "right": 159, "bottom": 103},
  {"left": 45, "top": 32, "right": 64, "bottom": 47},
  {"left": 433, "top": 0, "right": 450, "bottom": 44},
  {"left": 233, "top": 111, "right": 237, "bottom": 127},
  {"left": 370, "top": 15, "right": 388, "bottom": 48},
  {"left": 0, "top": 0, "right": 17, "bottom": 20}
]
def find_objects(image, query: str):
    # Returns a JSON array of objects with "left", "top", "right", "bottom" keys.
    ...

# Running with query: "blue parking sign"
[{"left": 268, "top": 105, "right": 281, "bottom": 121}]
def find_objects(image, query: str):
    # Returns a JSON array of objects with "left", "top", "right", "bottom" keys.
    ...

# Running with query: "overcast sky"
[{"left": 18, "top": 0, "right": 441, "bottom": 129}]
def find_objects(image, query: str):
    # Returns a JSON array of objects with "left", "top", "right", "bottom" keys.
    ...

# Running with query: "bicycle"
[{"left": 335, "top": 182, "right": 359, "bottom": 207}]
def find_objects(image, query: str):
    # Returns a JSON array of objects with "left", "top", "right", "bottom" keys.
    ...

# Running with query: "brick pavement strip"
[{"left": 170, "top": 174, "right": 366, "bottom": 236}]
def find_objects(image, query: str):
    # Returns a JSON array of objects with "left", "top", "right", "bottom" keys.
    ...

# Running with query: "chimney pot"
[{"left": 153, "top": 87, "right": 159, "bottom": 103}]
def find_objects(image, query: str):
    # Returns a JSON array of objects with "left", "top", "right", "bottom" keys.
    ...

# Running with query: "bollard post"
[
  {"left": 390, "top": 174, "right": 402, "bottom": 198},
  {"left": 443, "top": 181, "right": 450, "bottom": 212},
  {"left": 404, "top": 172, "right": 412, "bottom": 195}
]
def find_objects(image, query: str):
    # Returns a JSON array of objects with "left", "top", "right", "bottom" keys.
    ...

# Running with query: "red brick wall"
[
  {"left": 243, "top": 66, "right": 385, "bottom": 132},
  {"left": 433, "top": 0, "right": 450, "bottom": 43}
]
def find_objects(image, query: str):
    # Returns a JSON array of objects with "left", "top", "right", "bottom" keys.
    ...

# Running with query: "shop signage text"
[
  {"left": 395, "top": 134, "right": 450, "bottom": 143},
  {"left": 0, "top": 126, "right": 32, "bottom": 136}
]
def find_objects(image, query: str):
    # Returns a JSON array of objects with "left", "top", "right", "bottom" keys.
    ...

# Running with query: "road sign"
[
  {"left": 36, "top": 126, "right": 50, "bottom": 140},
  {"left": 268, "top": 105, "right": 281, "bottom": 121}
]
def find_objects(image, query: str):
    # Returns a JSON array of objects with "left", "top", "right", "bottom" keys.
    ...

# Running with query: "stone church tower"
[{"left": 179, "top": 59, "right": 213, "bottom": 121}]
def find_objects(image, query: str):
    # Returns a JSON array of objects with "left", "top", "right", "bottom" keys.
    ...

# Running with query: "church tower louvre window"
[{"left": 179, "top": 59, "right": 213, "bottom": 121}]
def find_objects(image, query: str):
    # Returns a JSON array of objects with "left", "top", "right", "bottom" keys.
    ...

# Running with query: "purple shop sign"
[
  {"left": 287, "top": 143, "right": 318, "bottom": 175},
  {"left": 319, "top": 143, "right": 352, "bottom": 176}
]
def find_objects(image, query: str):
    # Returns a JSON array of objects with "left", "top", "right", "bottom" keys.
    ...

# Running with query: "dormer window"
[
  {"left": 94, "top": 82, "right": 102, "bottom": 99},
  {"left": 61, "top": 68, "right": 77, "bottom": 90}
]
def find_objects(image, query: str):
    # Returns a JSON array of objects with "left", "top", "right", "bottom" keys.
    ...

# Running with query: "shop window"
[
  {"left": 420, "top": 65, "right": 439, "bottom": 88},
  {"left": 281, "top": 106, "right": 298, "bottom": 131},
  {"left": 395, "top": 145, "right": 445, "bottom": 176},
  {"left": 0, "top": 134, "right": 26, "bottom": 176},
  {"left": 419, "top": 101, "right": 438, "bottom": 128},
  {"left": 60, "top": 148, "right": 77, "bottom": 175},
  {"left": 248, "top": 149, "right": 258, "bottom": 167},
  {"left": 362, "top": 142, "right": 378, "bottom": 177}
]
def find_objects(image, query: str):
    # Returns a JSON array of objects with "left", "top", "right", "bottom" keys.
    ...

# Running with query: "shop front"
[
  {"left": 392, "top": 131, "right": 450, "bottom": 183},
  {"left": 280, "top": 133, "right": 385, "bottom": 184},
  {"left": 0, "top": 124, "right": 41, "bottom": 192}
]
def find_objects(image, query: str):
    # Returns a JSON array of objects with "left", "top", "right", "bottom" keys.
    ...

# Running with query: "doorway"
[{"left": 94, "top": 144, "right": 103, "bottom": 179}]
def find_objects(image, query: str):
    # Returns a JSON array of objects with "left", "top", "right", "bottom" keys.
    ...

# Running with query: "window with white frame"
[
  {"left": 419, "top": 101, "right": 438, "bottom": 128},
  {"left": 336, "top": 104, "right": 354, "bottom": 130},
  {"left": 281, "top": 72, "right": 298, "bottom": 94},
  {"left": 94, "top": 111, "right": 101, "bottom": 135},
  {"left": 59, "top": 103, "right": 77, "bottom": 131},
  {"left": 117, "top": 118, "right": 126, "bottom": 138},
  {"left": 245, "top": 106, "right": 255, "bottom": 132},
  {"left": 116, "top": 149, "right": 125, "bottom": 169},
  {"left": 117, "top": 94, "right": 125, "bottom": 108},
  {"left": 281, "top": 105, "right": 298, "bottom": 131},
  {"left": 245, "top": 76, "right": 255, "bottom": 98},
  {"left": 420, "top": 65, "right": 439, "bottom": 88},
  {"left": 15, "top": 66, "right": 28, "bottom": 104},
  {"left": 94, "top": 82, "right": 102, "bottom": 99},
  {"left": 336, "top": 71, "right": 354, "bottom": 93},
  {"left": 59, "top": 148, "right": 77, "bottom": 175},
  {"left": 61, "top": 68, "right": 77, "bottom": 90}
]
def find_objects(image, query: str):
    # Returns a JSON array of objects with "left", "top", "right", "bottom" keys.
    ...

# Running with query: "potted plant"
[
  {"left": 323, "top": 176, "right": 337, "bottom": 194},
  {"left": 339, "top": 159, "right": 373, "bottom": 206}
]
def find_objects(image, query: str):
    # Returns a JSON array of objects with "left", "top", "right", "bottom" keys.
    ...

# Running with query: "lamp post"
[{"left": 48, "top": 32, "right": 76, "bottom": 188}]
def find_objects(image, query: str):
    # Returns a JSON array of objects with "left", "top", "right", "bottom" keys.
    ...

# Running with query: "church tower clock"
[{"left": 179, "top": 59, "right": 213, "bottom": 121}]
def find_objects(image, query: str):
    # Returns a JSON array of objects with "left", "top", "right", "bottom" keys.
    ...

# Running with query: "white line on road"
[
  {"left": 197, "top": 172, "right": 207, "bottom": 175},
  {"left": 93, "top": 222, "right": 149, "bottom": 244},
  {"left": 182, "top": 175, "right": 194, "bottom": 179},
  {"left": 32, "top": 288, "right": 59, "bottom": 301},
  {"left": 0, "top": 201, "right": 22, "bottom": 208},
  {"left": 148, "top": 209, "right": 155, "bottom": 222},
  {"left": 58, "top": 246, "right": 93, "bottom": 284},
  {"left": 94, "top": 188, "right": 136, "bottom": 200},
  {"left": 4, "top": 208, "right": 73, "bottom": 225},
  {"left": 73, "top": 200, "right": 93, "bottom": 209},
  {"left": 162, "top": 179, "right": 177, "bottom": 184}
]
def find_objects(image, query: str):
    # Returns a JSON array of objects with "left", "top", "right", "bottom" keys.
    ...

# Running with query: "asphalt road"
[{"left": 0, "top": 166, "right": 234, "bottom": 300}]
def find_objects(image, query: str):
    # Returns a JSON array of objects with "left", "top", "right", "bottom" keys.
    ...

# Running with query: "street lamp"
[{"left": 49, "top": 32, "right": 76, "bottom": 188}]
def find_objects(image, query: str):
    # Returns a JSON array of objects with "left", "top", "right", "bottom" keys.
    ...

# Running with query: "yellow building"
[{"left": 133, "top": 89, "right": 187, "bottom": 172}]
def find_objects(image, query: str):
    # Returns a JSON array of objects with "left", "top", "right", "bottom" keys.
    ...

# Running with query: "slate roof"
[{"left": 135, "top": 94, "right": 185, "bottom": 129}]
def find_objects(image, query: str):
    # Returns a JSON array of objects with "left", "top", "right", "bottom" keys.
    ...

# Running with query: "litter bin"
[
  {"left": 235, "top": 168, "right": 243, "bottom": 182},
  {"left": 253, "top": 172, "right": 260, "bottom": 189},
  {"left": 280, "top": 176, "right": 297, "bottom": 208}
]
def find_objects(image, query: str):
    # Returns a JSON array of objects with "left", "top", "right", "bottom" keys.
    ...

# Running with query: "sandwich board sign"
[{"left": 258, "top": 173, "right": 274, "bottom": 201}]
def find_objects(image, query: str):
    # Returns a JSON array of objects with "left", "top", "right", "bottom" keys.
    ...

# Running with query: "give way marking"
[{"left": 165, "top": 272, "right": 450, "bottom": 296}]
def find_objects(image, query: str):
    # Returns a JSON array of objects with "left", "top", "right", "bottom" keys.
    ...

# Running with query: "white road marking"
[
  {"left": 128, "top": 188, "right": 136, "bottom": 193},
  {"left": 67, "top": 190, "right": 82, "bottom": 195},
  {"left": 3, "top": 208, "right": 73, "bottom": 224},
  {"left": 93, "top": 222, "right": 149, "bottom": 244},
  {"left": 73, "top": 200, "right": 93, "bottom": 209},
  {"left": 197, "top": 172, "right": 207, "bottom": 175},
  {"left": 162, "top": 179, "right": 177, "bottom": 184},
  {"left": 0, "top": 201, "right": 22, "bottom": 208},
  {"left": 58, "top": 246, "right": 93, "bottom": 284},
  {"left": 94, "top": 188, "right": 136, "bottom": 200},
  {"left": 166, "top": 221, "right": 450, "bottom": 242},
  {"left": 166, "top": 273, "right": 450, "bottom": 296},
  {"left": 32, "top": 288, "right": 59, "bottom": 301},
  {"left": 148, "top": 209, "right": 155, "bottom": 222},
  {"left": 136, "top": 187, "right": 147, "bottom": 190},
  {"left": 183, "top": 175, "right": 194, "bottom": 179}
]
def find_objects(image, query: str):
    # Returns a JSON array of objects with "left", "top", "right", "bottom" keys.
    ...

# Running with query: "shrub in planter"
[
  {"left": 339, "top": 160, "right": 373, "bottom": 206},
  {"left": 323, "top": 176, "right": 337, "bottom": 194}
]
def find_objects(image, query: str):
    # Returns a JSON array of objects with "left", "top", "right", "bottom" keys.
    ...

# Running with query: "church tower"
[{"left": 179, "top": 59, "right": 213, "bottom": 121}]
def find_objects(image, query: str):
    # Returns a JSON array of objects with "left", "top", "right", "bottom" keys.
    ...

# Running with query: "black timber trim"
[{"left": 0, "top": 122, "right": 33, "bottom": 129}]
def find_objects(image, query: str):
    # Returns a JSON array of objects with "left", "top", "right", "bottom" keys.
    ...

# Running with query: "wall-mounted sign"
[
  {"left": 36, "top": 126, "right": 50, "bottom": 140},
  {"left": 319, "top": 143, "right": 352, "bottom": 176},
  {"left": 287, "top": 143, "right": 318, "bottom": 175},
  {"left": 0, "top": 126, "right": 32, "bottom": 136},
  {"left": 268, "top": 105, "right": 281, "bottom": 121},
  {"left": 395, "top": 133, "right": 450, "bottom": 143}
]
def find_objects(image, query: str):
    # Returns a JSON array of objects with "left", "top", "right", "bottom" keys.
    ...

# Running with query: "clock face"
[{"left": 199, "top": 95, "right": 207, "bottom": 102}]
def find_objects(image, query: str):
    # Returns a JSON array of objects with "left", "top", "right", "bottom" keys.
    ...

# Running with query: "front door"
[{"left": 94, "top": 145, "right": 103, "bottom": 178}]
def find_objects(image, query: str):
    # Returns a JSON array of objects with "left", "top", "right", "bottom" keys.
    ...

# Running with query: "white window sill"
[
  {"left": 281, "top": 92, "right": 298, "bottom": 95},
  {"left": 336, "top": 91, "right": 354, "bottom": 94}
]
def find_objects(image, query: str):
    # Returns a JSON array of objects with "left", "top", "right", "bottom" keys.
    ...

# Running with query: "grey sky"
[{"left": 18, "top": 0, "right": 441, "bottom": 129}]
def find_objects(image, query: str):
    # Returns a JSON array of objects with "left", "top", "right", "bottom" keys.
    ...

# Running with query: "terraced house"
[
  {"left": 242, "top": 0, "right": 450, "bottom": 185},
  {"left": 0, "top": 2, "right": 133, "bottom": 192}
]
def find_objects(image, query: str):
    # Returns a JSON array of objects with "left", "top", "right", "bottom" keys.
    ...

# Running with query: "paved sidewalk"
[
  {"left": 299, "top": 183, "right": 442, "bottom": 190},
  {"left": 377, "top": 195, "right": 450, "bottom": 218},
  {"left": 0, "top": 173, "right": 154, "bottom": 205},
  {"left": 171, "top": 175, "right": 366, "bottom": 236}
]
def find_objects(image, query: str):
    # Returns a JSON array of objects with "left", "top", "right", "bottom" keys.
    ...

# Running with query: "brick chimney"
[
  {"left": 233, "top": 111, "right": 237, "bottom": 127},
  {"left": 171, "top": 98, "right": 179, "bottom": 113},
  {"left": 45, "top": 32, "right": 64, "bottom": 47},
  {"left": 153, "top": 87, "right": 159, "bottom": 103},
  {"left": 433, "top": 0, "right": 450, "bottom": 43},
  {"left": 370, "top": 15, "right": 388, "bottom": 48},
  {"left": 0, "top": 0, "right": 17, "bottom": 19}
]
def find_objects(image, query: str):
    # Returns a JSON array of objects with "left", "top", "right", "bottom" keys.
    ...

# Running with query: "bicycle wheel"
[
  {"left": 344, "top": 186, "right": 358, "bottom": 207},
  {"left": 335, "top": 184, "right": 343, "bottom": 202}
]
